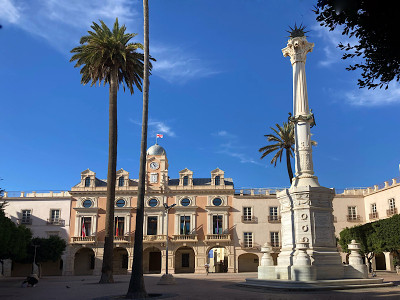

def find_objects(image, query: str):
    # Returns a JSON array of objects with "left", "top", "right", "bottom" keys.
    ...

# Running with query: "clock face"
[{"left": 150, "top": 162, "right": 159, "bottom": 170}]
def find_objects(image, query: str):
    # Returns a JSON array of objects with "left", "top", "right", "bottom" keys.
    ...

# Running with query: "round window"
[
  {"left": 212, "top": 198, "right": 222, "bottom": 206},
  {"left": 180, "top": 198, "right": 190, "bottom": 206},
  {"left": 82, "top": 199, "right": 93, "bottom": 208},
  {"left": 116, "top": 199, "right": 126, "bottom": 207},
  {"left": 148, "top": 198, "right": 158, "bottom": 207}
]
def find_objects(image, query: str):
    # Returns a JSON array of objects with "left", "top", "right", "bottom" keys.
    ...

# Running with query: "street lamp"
[
  {"left": 32, "top": 244, "right": 40, "bottom": 275},
  {"left": 158, "top": 203, "right": 176, "bottom": 285}
]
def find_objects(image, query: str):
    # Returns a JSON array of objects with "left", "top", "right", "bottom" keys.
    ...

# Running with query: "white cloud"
[
  {"left": 212, "top": 130, "right": 263, "bottom": 166},
  {"left": 0, "top": 0, "right": 21, "bottom": 23},
  {"left": 344, "top": 83, "right": 400, "bottom": 106},
  {"left": 151, "top": 44, "right": 220, "bottom": 83},
  {"left": 130, "top": 118, "right": 176, "bottom": 137}
]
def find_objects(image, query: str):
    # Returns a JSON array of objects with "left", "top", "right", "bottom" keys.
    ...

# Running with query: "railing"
[
  {"left": 241, "top": 216, "right": 257, "bottom": 223},
  {"left": 268, "top": 216, "right": 281, "bottom": 223},
  {"left": 172, "top": 234, "right": 198, "bottom": 242},
  {"left": 19, "top": 218, "right": 32, "bottom": 225},
  {"left": 205, "top": 234, "right": 231, "bottom": 241},
  {"left": 46, "top": 218, "right": 65, "bottom": 226},
  {"left": 71, "top": 236, "right": 96, "bottom": 243},
  {"left": 369, "top": 212, "right": 379, "bottom": 220},
  {"left": 234, "top": 188, "right": 286, "bottom": 196},
  {"left": 387, "top": 208, "right": 398, "bottom": 216},
  {"left": 240, "top": 242, "right": 260, "bottom": 250},
  {"left": 3, "top": 190, "right": 70, "bottom": 198},
  {"left": 347, "top": 215, "right": 361, "bottom": 222},
  {"left": 114, "top": 235, "right": 131, "bottom": 243},
  {"left": 143, "top": 235, "right": 167, "bottom": 242}
]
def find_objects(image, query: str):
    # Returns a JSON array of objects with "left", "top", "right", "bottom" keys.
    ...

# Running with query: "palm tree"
[
  {"left": 126, "top": 0, "right": 150, "bottom": 297},
  {"left": 259, "top": 122, "right": 317, "bottom": 184},
  {"left": 70, "top": 19, "right": 150, "bottom": 284},
  {"left": 259, "top": 122, "right": 295, "bottom": 184}
]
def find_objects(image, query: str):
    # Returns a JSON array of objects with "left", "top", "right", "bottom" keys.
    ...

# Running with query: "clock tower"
[{"left": 146, "top": 143, "right": 169, "bottom": 189}]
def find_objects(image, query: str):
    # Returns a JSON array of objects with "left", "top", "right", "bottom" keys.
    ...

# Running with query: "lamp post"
[
  {"left": 158, "top": 203, "right": 176, "bottom": 284},
  {"left": 32, "top": 244, "right": 40, "bottom": 275}
]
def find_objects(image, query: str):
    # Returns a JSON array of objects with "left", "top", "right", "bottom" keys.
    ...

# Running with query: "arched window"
[
  {"left": 84, "top": 177, "right": 91, "bottom": 187},
  {"left": 183, "top": 176, "right": 188, "bottom": 186},
  {"left": 215, "top": 176, "right": 220, "bottom": 186},
  {"left": 118, "top": 176, "right": 124, "bottom": 187}
]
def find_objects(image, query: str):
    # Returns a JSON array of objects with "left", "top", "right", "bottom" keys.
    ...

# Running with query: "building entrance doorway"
[
  {"left": 74, "top": 247, "right": 95, "bottom": 275},
  {"left": 143, "top": 247, "right": 161, "bottom": 274},
  {"left": 207, "top": 246, "right": 228, "bottom": 273}
]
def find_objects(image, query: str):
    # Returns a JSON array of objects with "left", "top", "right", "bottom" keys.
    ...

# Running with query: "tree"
[
  {"left": 126, "top": 0, "right": 150, "bottom": 298},
  {"left": 259, "top": 122, "right": 295, "bottom": 184},
  {"left": 70, "top": 18, "right": 151, "bottom": 284},
  {"left": 0, "top": 200, "right": 32, "bottom": 275},
  {"left": 314, "top": 0, "right": 400, "bottom": 89}
]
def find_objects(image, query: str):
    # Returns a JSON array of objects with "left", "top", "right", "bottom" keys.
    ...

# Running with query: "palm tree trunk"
[
  {"left": 99, "top": 67, "right": 118, "bottom": 284},
  {"left": 126, "top": 0, "right": 149, "bottom": 297},
  {"left": 285, "top": 148, "right": 293, "bottom": 184}
]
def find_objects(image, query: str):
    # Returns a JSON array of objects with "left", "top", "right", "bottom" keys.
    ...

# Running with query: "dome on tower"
[{"left": 146, "top": 143, "right": 166, "bottom": 156}]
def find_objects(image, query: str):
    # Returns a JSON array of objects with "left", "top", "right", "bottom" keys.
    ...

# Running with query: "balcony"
[
  {"left": 241, "top": 216, "right": 257, "bottom": 223},
  {"left": 387, "top": 208, "right": 398, "bottom": 216},
  {"left": 46, "top": 218, "right": 65, "bottom": 226},
  {"left": 114, "top": 235, "right": 131, "bottom": 243},
  {"left": 205, "top": 234, "right": 231, "bottom": 243},
  {"left": 347, "top": 215, "right": 361, "bottom": 222},
  {"left": 268, "top": 216, "right": 281, "bottom": 223},
  {"left": 71, "top": 236, "right": 96, "bottom": 244},
  {"left": 143, "top": 235, "right": 167, "bottom": 243},
  {"left": 369, "top": 212, "right": 379, "bottom": 220},
  {"left": 240, "top": 242, "right": 260, "bottom": 250},
  {"left": 19, "top": 218, "right": 32, "bottom": 225},
  {"left": 172, "top": 234, "right": 198, "bottom": 243}
]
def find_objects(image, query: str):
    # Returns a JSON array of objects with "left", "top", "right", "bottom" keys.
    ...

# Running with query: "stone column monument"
[{"left": 259, "top": 27, "right": 351, "bottom": 281}]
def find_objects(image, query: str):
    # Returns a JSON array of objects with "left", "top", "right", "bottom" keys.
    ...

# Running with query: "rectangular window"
[
  {"left": 348, "top": 206, "right": 357, "bottom": 218},
  {"left": 244, "top": 232, "right": 253, "bottom": 248},
  {"left": 212, "top": 215, "right": 223, "bottom": 234},
  {"left": 21, "top": 210, "right": 32, "bottom": 224},
  {"left": 182, "top": 253, "right": 190, "bottom": 268},
  {"left": 371, "top": 203, "right": 377, "bottom": 213},
  {"left": 389, "top": 198, "right": 396, "bottom": 209},
  {"left": 243, "top": 207, "right": 252, "bottom": 221},
  {"left": 114, "top": 217, "right": 125, "bottom": 236},
  {"left": 269, "top": 206, "right": 279, "bottom": 222},
  {"left": 50, "top": 209, "right": 60, "bottom": 223},
  {"left": 150, "top": 173, "right": 158, "bottom": 183},
  {"left": 270, "top": 232, "right": 279, "bottom": 247},
  {"left": 147, "top": 216, "right": 158, "bottom": 235},
  {"left": 81, "top": 217, "right": 91, "bottom": 236},
  {"left": 180, "top": 216, "right": 191, "bottom": 235}
]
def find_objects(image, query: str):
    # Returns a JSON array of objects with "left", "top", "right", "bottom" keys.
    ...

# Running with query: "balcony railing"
[
  {"left": 71, "top": 236, "right": 96, "bottom": 244},
  {"left": 19, "top": 218, "right": 32, "bottom": 225},
  {"left": 347, "top": 215, "right": 361, "bottom": 222},
  {"left": 369, "top": 212, "right": 379, "bottom": 220},
  {"left": 143, "top": 235, "right": 167, "bottom": 243},
  {"left": 205, "top": 234, "right": 231, "bottom": 242},
  {"left": 241, "top": 216, "right": 257, "bottom": 223},
  {"left": 240, "top": 242, "right": 260, "bottom": 250},
  {"left": 172, "top": 234, "right": 198, "bottom": 242},
  {"left": 46, "top": 218, "right": 65, "bottom": 226},
  {"left": 268, "top": 216, "right": 281, "bottom": 223},
  {"left": 114, "top": 235, "right": 131, "bottom": 243},
  {"left": 387, "top": 208, "right": 398, "bottom": 216}
]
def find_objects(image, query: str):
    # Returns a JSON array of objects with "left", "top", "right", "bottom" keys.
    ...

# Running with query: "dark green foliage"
[
  {"left": 339, "top": 214, "right": 400, "bottom": 271},
  {"left": 315, "top": 0, "right": 400, "bottom": 89},
  {"left": 27, "top": 236, "right": 67, "bottom": 263},
  {"left": 0, "top": 205, "right": 32, "bottom": 262}
]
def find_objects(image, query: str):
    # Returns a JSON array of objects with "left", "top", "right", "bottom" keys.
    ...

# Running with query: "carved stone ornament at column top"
[{"left": 282, "top": 36, "right": 314, "bottom": 65}]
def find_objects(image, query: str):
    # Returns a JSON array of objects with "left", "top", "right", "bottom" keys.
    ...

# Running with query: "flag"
[
  {"left": 115, "top": 218, "right": 119, "bottom": 237},
  {"left": 156, "top": 134, "right": 163, "bottom": 138},
  {"left": 81, "top": 218, "right": 86, "bottom": 238}
]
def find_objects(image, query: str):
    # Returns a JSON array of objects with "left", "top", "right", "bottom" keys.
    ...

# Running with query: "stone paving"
[{"left": 0, "top": 271, "right": 399, "bottom": 300}]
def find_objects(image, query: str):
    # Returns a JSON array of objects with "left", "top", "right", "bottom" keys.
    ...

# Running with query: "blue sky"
[{"left": 1, "top": 0, "right": 400, "bottom": 192}]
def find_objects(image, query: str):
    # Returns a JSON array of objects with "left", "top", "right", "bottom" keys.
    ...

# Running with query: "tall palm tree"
[
  {"left": 259, "top": 122, "right": 295, "bottom": 184},
  {"left": 126, "top": 0, "right": 150, "bottom": 297},
  {"left": 70, "top": 19, "right": 150, "bottom": 284}
]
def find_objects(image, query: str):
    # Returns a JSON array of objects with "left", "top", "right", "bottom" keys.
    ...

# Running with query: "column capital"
[{"left": 282, "top": 36, "right": 314, "bottom": 65}]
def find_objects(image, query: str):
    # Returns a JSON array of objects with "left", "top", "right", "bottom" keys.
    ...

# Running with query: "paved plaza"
[{"left": 0, "top": 272, "right": 399, "bottom": 300}]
